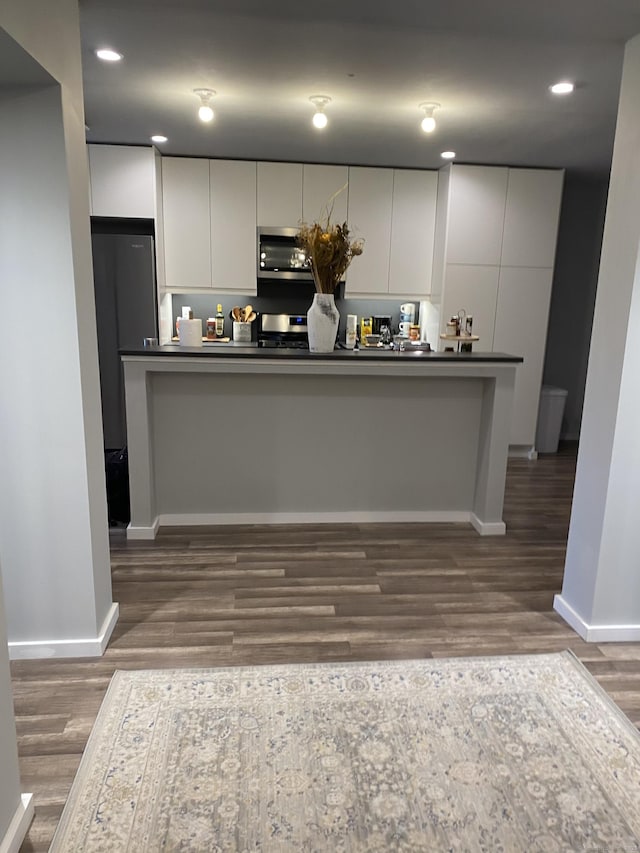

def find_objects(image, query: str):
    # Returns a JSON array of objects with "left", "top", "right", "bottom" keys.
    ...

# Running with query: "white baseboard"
[
  {"left": 470, "top": 514, "right": 506, "bottom": 536},
  {"left": 554, "top": 595, "right": 640, "bottom": 642},
  {"left": 157, "top": 510, "right": 474, "bottom": 528},
  {"left": 508, "top": 445, "right": 537, "bottom": 460},
  {"left": 131, "top": 511, "right": 508, "bottom": 537},
  {"left": 8, "top": 602, "right": 119, "bottom": 660},
  {"left": 0, "top": 794, "right": 34, "bottom": 853},
  {"left": 126, "top": 517, "right": 160, "bottom": 540}
]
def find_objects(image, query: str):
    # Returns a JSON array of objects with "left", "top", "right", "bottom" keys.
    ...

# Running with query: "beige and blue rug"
[{"left": 50, "top": 652, "right": 640, "bottom": 852}]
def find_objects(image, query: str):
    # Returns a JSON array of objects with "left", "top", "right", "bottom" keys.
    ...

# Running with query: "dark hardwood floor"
[{"left": 11, "top": 444, "right": 640, "bottom": 851}]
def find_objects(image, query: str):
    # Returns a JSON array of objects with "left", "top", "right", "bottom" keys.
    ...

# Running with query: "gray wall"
[{"left": 543, "top": 170, "right": 610, "bottom": 440}]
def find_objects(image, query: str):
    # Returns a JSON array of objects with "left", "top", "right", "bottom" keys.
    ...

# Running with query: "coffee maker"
[{"left": 372, "top": 315, "right": 392, "bottom": 335}]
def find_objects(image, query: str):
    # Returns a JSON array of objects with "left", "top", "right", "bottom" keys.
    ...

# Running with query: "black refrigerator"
[{"left": 91, "top": 227, "right": 158, "bottom": 451}]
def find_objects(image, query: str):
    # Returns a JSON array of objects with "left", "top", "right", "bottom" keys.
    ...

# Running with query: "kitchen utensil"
[
  {"left": 243, "top": 304, "right": 253, "bottom": 321},
  {"left": 246, "top": 311, "right": 257, "bottom": 323},
  {"left": 232, "top": 306, "right": 242, "bottom": 322}
]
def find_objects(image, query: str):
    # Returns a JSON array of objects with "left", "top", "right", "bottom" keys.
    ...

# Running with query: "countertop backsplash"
[{"left": 169, "top": 285, "right": 434, "bottom": 345}]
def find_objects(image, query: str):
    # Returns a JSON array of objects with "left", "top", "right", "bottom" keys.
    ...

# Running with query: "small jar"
[
  {"left": 446, "top": 321, "right": 457, "bottom": 337},
  {"left": 409, "top": 324, "right": 420, "bottom": 341},
  {"left": 206, "top": 318, "right": 216, "bottom": 339}
]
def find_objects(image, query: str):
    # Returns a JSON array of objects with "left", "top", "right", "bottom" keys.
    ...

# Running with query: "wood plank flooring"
[{"left": 11, "top": 444, "right": 640, "bottom": 852}]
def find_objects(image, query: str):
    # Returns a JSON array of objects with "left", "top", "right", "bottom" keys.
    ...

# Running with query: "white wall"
[
  {"left": 0, "top": 0, "right": 116, "bottom": 653},
  {"left": 555, "top": 33, "right": 640, "bottom": 641},
  {"left": 0, "top": 560, "right": 24, "bottom": 847}
]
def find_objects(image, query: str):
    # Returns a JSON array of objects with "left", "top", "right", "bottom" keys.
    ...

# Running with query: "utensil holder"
[{"left": 233, "top": 321, "right": 252, "bottom": 342}]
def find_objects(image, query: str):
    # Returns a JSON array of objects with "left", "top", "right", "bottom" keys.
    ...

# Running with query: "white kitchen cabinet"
[
  {"left": 257, "top": 161, "right": 303, "bottom": 226},
  {"left": 88, "top": 144, "right": 155, "bottom": 218},
  {"left": 440, "top": 265, "right": 500, "bottom": 350},
  {"left": 493, "top": 266, "right": 554, "bottom": 446},
  {"left": 161, "top": 157, "right": 211, "bottom": 289},
  {"left": 501, "top": 169, "right": 564, "bottom": 268},
  {"left": 344, "top": 166, "right": 394, "bottom": 295},
  {"left": 388, "top": 169, "right": 438, "bottom": 296},
  {"left": 446, "top": 165, "right": 508, "bottom": 266},
  {"left": 436, "top": 163, "right": 564, "bottom": 449},
  {"left": 210, "top": 160, "right": 257, "bottom": 293},
  {"left": 302, "top": 164, "right": 349, "bottom": 224}
]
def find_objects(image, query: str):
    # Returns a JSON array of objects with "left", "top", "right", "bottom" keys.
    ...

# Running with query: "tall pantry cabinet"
[{"left": 435, "top": 164, "right": 564, "bottom": 450}]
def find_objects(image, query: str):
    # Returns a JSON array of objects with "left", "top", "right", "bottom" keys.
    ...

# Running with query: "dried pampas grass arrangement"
[{"left": 297, "top": 186, "right": 364, "bottom": 294}]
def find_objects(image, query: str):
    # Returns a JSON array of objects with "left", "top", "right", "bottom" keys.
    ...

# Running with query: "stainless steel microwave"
[{"left": 257, "top": 226, "right": 312, "bottom": 280}]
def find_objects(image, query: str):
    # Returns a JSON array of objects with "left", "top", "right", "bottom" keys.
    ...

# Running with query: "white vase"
[{"left": 307, "top": 293, "right": 340, "bottom": 353}]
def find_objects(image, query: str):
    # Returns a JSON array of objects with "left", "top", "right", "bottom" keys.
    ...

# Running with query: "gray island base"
[{"left": 122, "top": 349, "right": 521, "bottom": 539}]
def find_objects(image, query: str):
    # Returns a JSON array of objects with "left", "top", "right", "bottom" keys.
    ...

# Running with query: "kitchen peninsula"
[{"left": 122, "top": 346, "right": 521, "bottom": 539}]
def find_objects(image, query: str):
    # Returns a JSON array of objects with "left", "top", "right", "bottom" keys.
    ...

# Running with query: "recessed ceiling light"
[
  {"left": 550, "top": 81, "right": 574, "bottom": 95},
  {"left": 441, "top": 151, "right": 456, "bottom": 160},
  {"left": 95, "top": 48, "right": 122, "bottom": 62},
  {"left": 151, "top": 135, "right": 168, "bottom": 144}
]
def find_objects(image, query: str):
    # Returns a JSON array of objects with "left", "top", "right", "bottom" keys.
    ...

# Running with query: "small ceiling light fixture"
[
  {"left": 419, "top": 102, "right": 440, "bottom": 133},
  {"left": 193, "top": 88, "right": 216, "bottom": 122},
  {"left": 441, "top": 150, "right": 456, "bottom": 160},
  {"left": 550, "top": 80, "right": 574, "bottom": 95},
  {"left": 309, "top": 95, "right": 331, "bottom": 129},
  {"left": 151, "top": 135, "right": 168, "bottom": 144},
  {"left": 95, "top": 48, "right": 122, "bottom": 62}
]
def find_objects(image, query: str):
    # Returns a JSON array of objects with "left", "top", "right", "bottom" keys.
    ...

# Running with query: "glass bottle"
[{"left": 215, "top": 303, "right": 224, "bottom": 337}]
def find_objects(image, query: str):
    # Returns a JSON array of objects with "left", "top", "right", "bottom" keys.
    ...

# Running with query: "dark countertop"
[{"left": 121, "top": 344, "right": 523, "bottom": 363}]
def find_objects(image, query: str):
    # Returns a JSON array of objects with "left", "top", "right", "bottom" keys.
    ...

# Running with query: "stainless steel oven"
[
  {"left": 257, "top": 313, "right": 309, "bottom": 348},
  {"left": 257, "top": 227, "right": 312, "bottom": 280}
]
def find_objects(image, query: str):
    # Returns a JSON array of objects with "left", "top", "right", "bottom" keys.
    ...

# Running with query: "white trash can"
[{"left": 535, "top": 386, "right": 568, "bottom": 453}]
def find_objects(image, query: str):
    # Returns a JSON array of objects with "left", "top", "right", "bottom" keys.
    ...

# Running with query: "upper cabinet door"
[
  {"left": 501, "top": 169, "right": 564, "bottom": 268},
  {"left": 446, "top": 165, "right": 508, "bottom": 266},
  {"left": 345, "top": 166, "right": 394, "bottom": 295},
  {"left": 89, "top": 145, "right": 155, "bottom": 218},
  {"left": 388, "top": 169, "right": 438, "bottom": 296},
  {"left": 257, "top": 162, "right": 303, "bottom": 227},
  {"left": 162, "top": 157, "right": 211, "bottom": 289},
  {"left": 210, "top": 160, "right": 257, "bottom": 294},
  {"left": 302, "top": 164, "right": 348, "bottom": 224}
]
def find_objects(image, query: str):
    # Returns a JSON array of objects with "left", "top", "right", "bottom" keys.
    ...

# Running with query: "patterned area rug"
[{"left": 50, "top": 652, "right": 640, "bottom": 852}]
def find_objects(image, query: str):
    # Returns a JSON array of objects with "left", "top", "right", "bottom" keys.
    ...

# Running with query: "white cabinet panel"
[
  {"left": 447, "top": 166, "right": 508, "bottom": 266},
  {"left": 501, "top": 169, "right": 564, "bottom": 268},
  {"left": 257, "top": 161, "right": 303, "bottom": 226},
  {"left": 162, "top": 158, "right": 211, "bottom": 289},
  {"left": 440, "top": 265, "right": 499, "bottom": 350},
  {"left": 89, "top": 145, "right": 155, "bottom": 218},
  {"left": 303, "top": 164, "right": 348, "bottom": 224},
  {"left": 493, "top": 267, "right": 554, "bottom": 445},
  {"left": 345, "top": 166, "right": 394, "bottom": 295},
  {"left": 210, "top": 160, "right": 257, "bottom": 293},
  {"left": 389, "top": 169, "right": 437, "bottom": 296}
]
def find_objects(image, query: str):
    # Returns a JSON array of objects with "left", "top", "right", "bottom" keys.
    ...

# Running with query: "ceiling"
[{"left": 79, "top": 0, "right": 640, "bottom": 176}]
